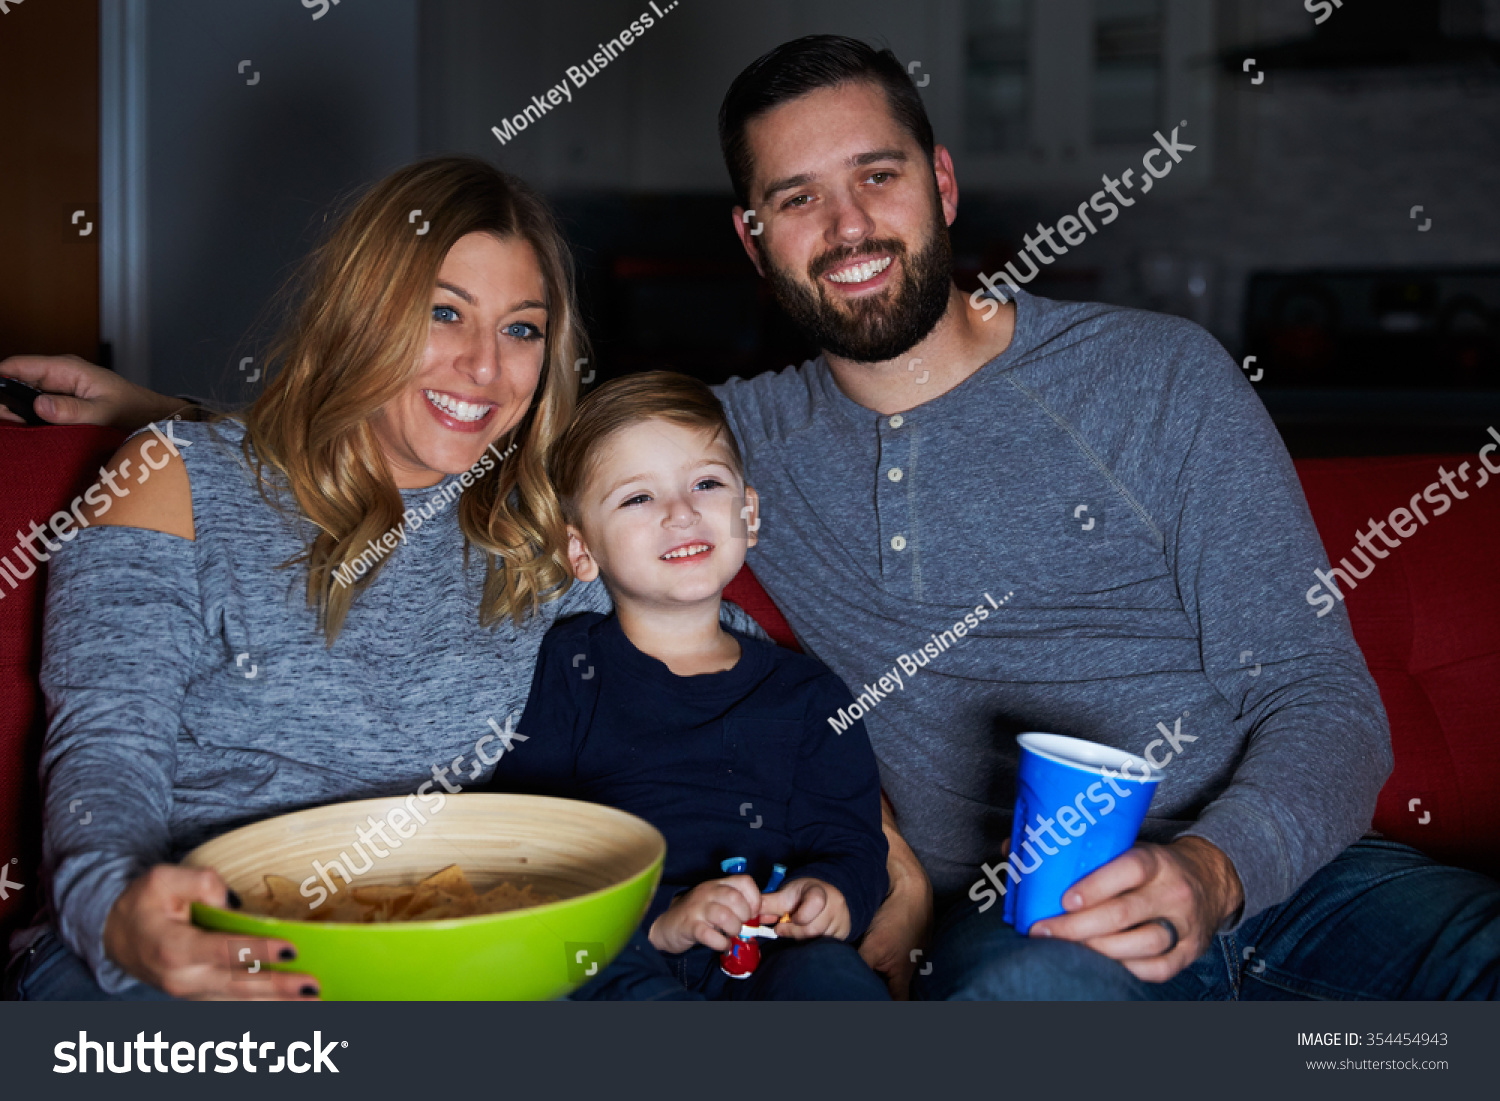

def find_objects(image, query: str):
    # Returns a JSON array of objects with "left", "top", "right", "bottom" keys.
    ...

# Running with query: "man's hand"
[
  {"left": 758, "top": 878, "right": 850, "bottom": 941},
  {"left": 0, "top": 355, "right": 187, "bottom": 428},
  {"left": 857, "top": 794, "right": 934, "bottom": 999},
  {"left": 1028, "top": 836, "right": 1244, "bottom": 983},
  {"left": 648, "top": 875, "right": 763, "bottom": 954}
]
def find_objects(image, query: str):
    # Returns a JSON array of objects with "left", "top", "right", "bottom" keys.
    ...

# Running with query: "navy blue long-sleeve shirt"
[{"left": 496, "top": 612, "right": 888, "bottom": 938}]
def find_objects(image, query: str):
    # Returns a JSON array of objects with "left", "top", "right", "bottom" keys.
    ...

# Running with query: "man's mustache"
[{"left": 809, "top": 239, "right": 907, "bottom": 281}]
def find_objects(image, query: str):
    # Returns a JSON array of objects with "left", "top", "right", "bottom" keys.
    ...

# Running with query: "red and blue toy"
[{"left": 718, "top": 859, "right": 786, "bottom": 979}]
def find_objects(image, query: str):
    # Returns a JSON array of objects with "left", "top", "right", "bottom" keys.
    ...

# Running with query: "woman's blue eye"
[
  {"left": 432, "top": 305, "right": 460, "bottom": 323},
  {"left": 504, "top": 322, "right": 543, "bottom": 340}
]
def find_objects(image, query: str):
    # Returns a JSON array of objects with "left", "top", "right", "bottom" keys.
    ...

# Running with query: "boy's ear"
[
  {"left": 740, "top": 485, "right": 761, "bottom": 549},
  {"left": 566, "top": 525, "right": 599, "bottom": 582}
]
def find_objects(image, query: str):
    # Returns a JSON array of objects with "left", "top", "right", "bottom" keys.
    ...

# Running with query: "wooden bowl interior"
[{"left": 184, "top": 793, "right": 664, "bottom": 902}]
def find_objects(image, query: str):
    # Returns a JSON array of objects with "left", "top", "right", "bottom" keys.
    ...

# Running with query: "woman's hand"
[
  {"left": 758, "top": 877, "right": 851, "bottom": 941},
  {"left": 103, "top": 865, "right": 319, "bottom": 1000},
  {"left": 0, "top": 355, "right": 187, "bottom": 428},
  {"left": 647, "top": 874, "right": 764, "bottom": 954}
]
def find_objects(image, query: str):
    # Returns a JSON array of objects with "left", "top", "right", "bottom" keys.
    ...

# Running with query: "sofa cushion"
[
  {"left": 724, "top": 563, "right": 801, "bottom": 652},
  {"left": 1293, "top": 454, "right": 1500, "bottom": 878}
]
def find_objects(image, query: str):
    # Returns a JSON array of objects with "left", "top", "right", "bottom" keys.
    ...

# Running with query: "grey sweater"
[
  {"left": 715, "top": 288, "right": 1393, "bottom": 924},
  {"left": 29, "top": 419, "right": 762, "bottom": 994}
]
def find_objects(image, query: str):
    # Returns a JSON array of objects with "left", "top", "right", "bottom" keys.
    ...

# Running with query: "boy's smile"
[{"left": 660, "top": 541, "right": 714, "bottom": 563}]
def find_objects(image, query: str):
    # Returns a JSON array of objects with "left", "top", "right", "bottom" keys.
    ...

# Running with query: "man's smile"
[{"left": 825, "top": 255, "right": 893, "bottom": 286}]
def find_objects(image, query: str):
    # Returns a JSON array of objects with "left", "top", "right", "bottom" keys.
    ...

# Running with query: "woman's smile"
[{"left": 422, "top": 388, "right": 497, "bottom": 431}]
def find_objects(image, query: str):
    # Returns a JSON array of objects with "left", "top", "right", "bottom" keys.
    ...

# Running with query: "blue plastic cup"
[{"left": 1000, "top": 732, "right": 1162, "bottom": 934}]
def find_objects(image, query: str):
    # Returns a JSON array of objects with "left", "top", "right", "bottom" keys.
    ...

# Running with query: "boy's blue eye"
[
  {"left": 432, "top": 305, "right": 460, "bottom": 323},
  {"left": 694, "top": 478, "right": 726, "bottom": 492},
  {"left": 504, "top": 321, "right": 544, "bottom": 340},
  {"left": 620, "top": 493, "right": 650, "bottom": 507}
]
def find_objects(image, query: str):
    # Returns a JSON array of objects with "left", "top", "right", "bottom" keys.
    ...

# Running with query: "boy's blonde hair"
[{"left": 547, "top": 371, "right": 745, "bottom": 526}]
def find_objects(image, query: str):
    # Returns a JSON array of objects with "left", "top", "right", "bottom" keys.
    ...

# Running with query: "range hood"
[{"left": 1222, "top": 0, "right": 1500, "bottom": 77}]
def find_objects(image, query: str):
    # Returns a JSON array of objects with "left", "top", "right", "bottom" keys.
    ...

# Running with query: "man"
[{"left": 7, "top": 36, "right": 1497, "bottom": 1001}]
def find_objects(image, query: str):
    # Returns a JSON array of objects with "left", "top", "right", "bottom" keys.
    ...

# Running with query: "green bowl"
[{"left": 185, "top": 793, "right": 664, "bottom": 1000}]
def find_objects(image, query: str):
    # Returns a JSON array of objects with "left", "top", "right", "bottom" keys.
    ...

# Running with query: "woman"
[{"left": 2, "top": 156, "right": 758, "bottom": 1000}]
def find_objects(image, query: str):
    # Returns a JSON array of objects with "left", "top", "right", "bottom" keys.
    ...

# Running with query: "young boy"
[{"left": 495, "top": 370, "right": 889, "bottom": 1000}]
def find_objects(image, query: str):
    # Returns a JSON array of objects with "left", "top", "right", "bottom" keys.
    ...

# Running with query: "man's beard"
[{"left": 763, "top": 215, "right": 954, "bottom": 365}]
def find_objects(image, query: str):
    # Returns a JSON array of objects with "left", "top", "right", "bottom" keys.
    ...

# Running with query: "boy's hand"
[
  {"left": 758, "top": 878, "right": 851, "bottom": 941},
  {"left": 648, "top": 875, "right": 762, "bottom": 954}
]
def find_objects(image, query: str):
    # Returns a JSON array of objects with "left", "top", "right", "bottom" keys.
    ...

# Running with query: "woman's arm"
[
  {"left": 41, "top": 437, "right": 312, "bottom": 998},
  {"left": 0, "top": 355, "right": 192, "bottom": 428}
]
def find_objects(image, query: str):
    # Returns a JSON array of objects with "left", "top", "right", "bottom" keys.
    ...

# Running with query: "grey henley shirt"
[{"left": 715, "top": 288, "right": 1393, "bottom": 924}]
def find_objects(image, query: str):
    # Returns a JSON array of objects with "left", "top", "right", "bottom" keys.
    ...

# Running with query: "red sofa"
[
  {"left": 1, "top": 425, "right": 129, "bottom": 948},
  {"left": 2, "top": 427, "right": 1496, "bottom": 951}
]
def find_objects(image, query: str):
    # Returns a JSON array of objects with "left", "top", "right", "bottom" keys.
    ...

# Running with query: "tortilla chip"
[
  {"left": 241, "top": 863, "right": 560, "bottom": 922},
  {"left": 418, "top": 864, "right": 472, "bottom": 896}
]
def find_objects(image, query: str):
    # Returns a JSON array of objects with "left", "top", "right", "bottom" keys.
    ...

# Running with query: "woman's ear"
[{"left": 567, "top": 524, "right": 599, "bottom": 582}]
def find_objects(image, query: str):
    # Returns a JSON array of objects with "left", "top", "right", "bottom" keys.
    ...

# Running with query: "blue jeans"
[
  {"left": 4, "top": 927, "right": 174, "bottom": 1001},
  {"left": 570, "top": 927, "right": 890, "bottom": 1001},
  {"left": 912, "top": 840, "right": 1500, "bottom": 1000},
  {"left": 9, "top": 924, "right": 887, "bottom": 1002}
]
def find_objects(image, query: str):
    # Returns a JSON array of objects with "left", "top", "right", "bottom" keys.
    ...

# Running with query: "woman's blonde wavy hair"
[{"left": 241, "top": 156, "right": 586, "bottom": 642}]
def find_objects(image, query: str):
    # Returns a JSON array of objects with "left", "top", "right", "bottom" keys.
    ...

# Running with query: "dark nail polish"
[
  {"left": 300, "top": 984, "right": 318, "bottom": 998},
  {"left": 278, "top": 947, "right": 297, "bottom": 961},
  {"left": 226, "top": 889, "right": 242, "bottom": 910}
]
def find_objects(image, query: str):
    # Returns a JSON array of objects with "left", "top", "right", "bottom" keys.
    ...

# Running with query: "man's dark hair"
[{"left": 718, "top": 35, "right": 936, "bottom": 209}]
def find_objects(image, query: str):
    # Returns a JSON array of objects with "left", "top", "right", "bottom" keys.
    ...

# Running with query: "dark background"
[{"left": 3, "top": 0, "right": 1499, "bottom": 455}]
